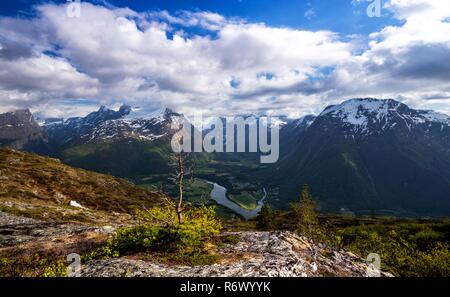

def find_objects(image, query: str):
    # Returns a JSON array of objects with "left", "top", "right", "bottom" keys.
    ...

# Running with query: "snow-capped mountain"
[
  {"left": 316, "top": 98, "right": 450, "bottom": 137},
  {"left": 273, "top": 98, "right": 450, "bottom": 217},
  {"left": 32, "top": 105, "right": 187, "bottom": 178},
  {"left": 44, "top": 105, "right": 183, "bottom": 147},
  {"left": 77, "top": 107, "right": 182, "bottom": 144}
]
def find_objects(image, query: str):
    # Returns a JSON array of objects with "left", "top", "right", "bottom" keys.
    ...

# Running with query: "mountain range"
[{"left": 1, "top": 98, "right": 450, "bottom": 217}]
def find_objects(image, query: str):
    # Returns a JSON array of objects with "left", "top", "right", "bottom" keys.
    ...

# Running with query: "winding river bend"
[{"left": 208, "top": 182, "right": 267, "bottom": 220}]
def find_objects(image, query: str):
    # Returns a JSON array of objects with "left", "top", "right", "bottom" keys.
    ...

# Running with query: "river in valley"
[{"left": 207, "top": 182, "right": 267, "bottom": 220}]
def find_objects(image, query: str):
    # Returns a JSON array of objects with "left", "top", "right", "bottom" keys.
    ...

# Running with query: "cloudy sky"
[{"left": 1, "top": 0, "right": 450, "bottom": 118}]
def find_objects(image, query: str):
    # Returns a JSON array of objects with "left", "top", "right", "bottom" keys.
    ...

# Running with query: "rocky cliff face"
[{"left": 0, "top": 109, "right": 48, "bottom": 152}]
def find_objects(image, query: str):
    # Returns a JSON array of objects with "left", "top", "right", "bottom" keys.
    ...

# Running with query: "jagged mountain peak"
[
  {"left": 86, "top": 104, "right": 131, "bottom": 121},
  {"left": 119, "top": 104, "right": 132, "bottom": 114},
  {"left": 163, "top": 107, "right": 180, "bottom": 116},
  {"left": 43, "top": 104, "right": 183, "bottom": 146}
]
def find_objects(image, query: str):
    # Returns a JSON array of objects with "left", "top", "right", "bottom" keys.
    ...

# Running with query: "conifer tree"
[
  {"left": 256, "top": 203, "right": 275, "bottom": 230},
  {"left": 291, "top": 184, "right": 321, "bottom": 238}
]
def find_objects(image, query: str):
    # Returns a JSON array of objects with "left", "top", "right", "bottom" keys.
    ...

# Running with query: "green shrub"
[
  {"left": 334, "top": 224, "right": 450, "bottom": 277},
  {"left": 0, "top": 255, "right": 68, "bottom": 277},
  {"left": 82, "top": 245, "right": 120, "bottom": 262},
  {"left": 134, "top": 202, "right": 222, "bottom": 252},
  {"left": 220, "top": 234, "right": 241, "bottom": 245},
  {"left": 42, "top": 261, "right": 67, "bottom": 277},
  {"left": 109, "top": 225, "right": 160, "bottom": 253},
  {"left": 91, "top": 200, "right": 222, "bottom": 261},
  {"left": 410, "top": 243, "right": 450, "bottom": 277},
  {"left": 410, "top": 228, "right": 444, "bottom": 250}
]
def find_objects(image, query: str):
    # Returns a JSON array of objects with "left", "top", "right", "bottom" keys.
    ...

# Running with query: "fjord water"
[{"left": 208, "top": 182, "right": 267, "bottom": 220}]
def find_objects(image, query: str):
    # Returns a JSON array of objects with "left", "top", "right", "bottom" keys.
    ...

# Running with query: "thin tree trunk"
[{"left": 176, "top": 153, "right": 184, "bottom": 224}]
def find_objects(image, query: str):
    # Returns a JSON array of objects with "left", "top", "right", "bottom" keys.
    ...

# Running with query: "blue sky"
[
  {"left": 0, "top": 0, "right": 450, "bottom": 118},
  {"left": 0, "top": 0, "right": 399, "bottom": 34}
]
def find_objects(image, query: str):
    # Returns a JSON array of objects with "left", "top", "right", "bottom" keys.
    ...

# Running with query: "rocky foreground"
[
  {"left": 82, "top": 232, "right": 390, "bottom": 277},
  {"left": 0, "top": 212, "right": 391, "bottom": 277}
]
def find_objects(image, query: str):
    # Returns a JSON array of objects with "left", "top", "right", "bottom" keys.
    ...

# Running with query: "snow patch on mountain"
[
  {"left": 319, "top": 98, "right": 450, "bottom": 136},
  {"left": 78, "top": 107, "right": 181, "bottom": 143},
  {"left": 294, "top": 115, "right": 316, "bottom": 128},
  {"left": 321, "top": 99, "right": 397, "bottom": 124},
  {"left": 123, "top": 106, "right": 167, "bottom": 122},
  {"left": 418, "top": 110, "right": 450, "bottom": 125},
  {"left": 42, "top": 105, "right": 182, "bottom": 145}
]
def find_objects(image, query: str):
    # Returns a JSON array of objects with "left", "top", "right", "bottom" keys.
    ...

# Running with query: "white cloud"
[
  {"left": 0, "top": 0, "right": 450, "bottom": 118},
  {"left": 146, "top": 10, "right": 231, "bottom": 31}
]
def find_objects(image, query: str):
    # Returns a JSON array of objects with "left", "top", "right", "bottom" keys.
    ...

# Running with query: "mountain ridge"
[{"left": 2, "top": 98, "right": 450, "bottom": 217}]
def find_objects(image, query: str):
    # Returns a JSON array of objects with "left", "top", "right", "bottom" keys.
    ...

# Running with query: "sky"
[{"left": 0, "top": 0, "right": 450, "bottom": 118}]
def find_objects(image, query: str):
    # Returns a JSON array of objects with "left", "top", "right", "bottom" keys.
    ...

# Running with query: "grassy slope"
[
  {"left": 61, "top": 138, "right": 173, "bottom": 179},
  {"left": 228, "top": 191, "right": 260, "bottom": 211},
  {"left": 0, "top": 148, "right": 164, "bottom": 222}
]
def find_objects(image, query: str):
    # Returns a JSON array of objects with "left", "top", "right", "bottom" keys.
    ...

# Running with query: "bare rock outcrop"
[
  {"left": 81, "top": 231, "right": 392, "bottom": 277},
  {"left": 0, "top": 212, "right": 114, "bottom": 247},
  {"left": 0, "top": 212, "right": 392, "bottom": 277}
]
